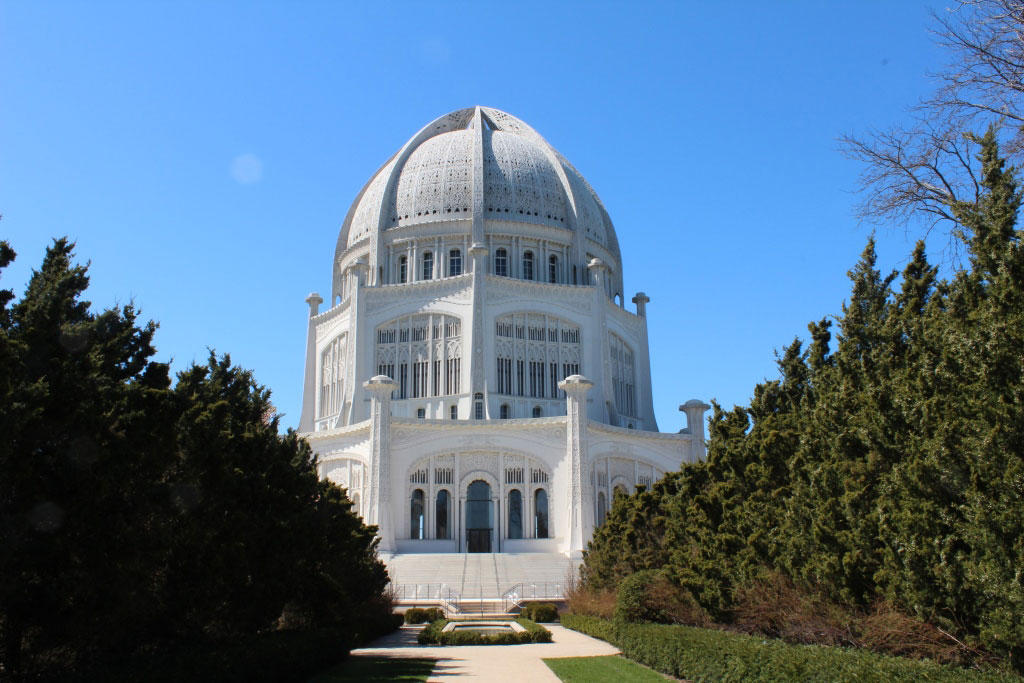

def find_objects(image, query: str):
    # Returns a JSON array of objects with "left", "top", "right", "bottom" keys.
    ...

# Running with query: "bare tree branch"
[{"left": 843, "top": 0, "right": 1024, "bottom": 248}]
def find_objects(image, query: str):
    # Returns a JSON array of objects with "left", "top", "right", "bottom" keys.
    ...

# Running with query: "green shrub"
[
  {"left": 520, "top": 602, "right": 559, "bottom": 622},
  {"left": 612, "top": 569, "right": 710, "bottom": 627},
  {"left": 405, "top": 607, "right": 445, "bottom": 624},
  {"left": 417, "top": 619, "right": 448, "bottom": 645},
  {"left": 516, "top": 618, "right": 554, "bottom": 642},
  {"left": 614, "top": 570, "right": 663, "bottom": 624},
  {"left": 563, "top": 617, "right": 1015, "bottom": 682},
  {"left": 562, "top": 614, "right": 618, "bottom": 643}
]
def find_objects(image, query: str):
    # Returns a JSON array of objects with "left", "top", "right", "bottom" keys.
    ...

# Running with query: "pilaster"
[
  {"left": 588, "top": 258, "right": 615, "bottom": 425},
  {"left": 298, "top": 292, "right": 323, "bottom": 433},
  {"left": 632, "top": 292, "right": 658, "bottom": 431},
  {"left": 365, "top": 374, "right": 398, "bottom": 553},
  {"left": 559, "top": 374, "right": 594, "bottom": 558}
]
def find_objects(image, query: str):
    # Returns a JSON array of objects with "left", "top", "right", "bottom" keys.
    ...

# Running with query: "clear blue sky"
[{"left": 1, "top": 1, "right": 948, "bottom": 434}]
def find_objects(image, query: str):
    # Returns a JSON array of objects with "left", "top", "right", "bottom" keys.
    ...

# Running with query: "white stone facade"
[{"left": 299, "top": 107, "right": 708, "bottom": 557}]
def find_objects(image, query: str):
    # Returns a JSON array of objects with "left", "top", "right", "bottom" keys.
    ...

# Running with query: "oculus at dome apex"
[{"left": 299, "top": 106, "right": 708, "bottom": 557}]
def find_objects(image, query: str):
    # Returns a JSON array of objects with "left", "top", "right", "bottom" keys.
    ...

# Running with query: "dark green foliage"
[
  {"left": 518, "top": 602, "right": 558, "bottom": 622},
  {"left": 76, "top": 628, "right": 352, "bottom": 683},
  {"left": 580, "top": 131, "right": 1024, "bottom": 672},
  {"left": 562, "top": 617, "right": 1015, "bottom": 683},
  {"left": 404, "top": 608, "right": 444, "bottom": 624},
  {"left": 416, "top": 619, "right": 551, "bottom": 645},
  {"left": 614, "top": 571, "right": 664, "bottom": 624},
  {"left": 310, "top": 655, "right": 436, "bottom": 683},
  {"left": 0, "top": 239, "right": 392, "bottom": 679}
]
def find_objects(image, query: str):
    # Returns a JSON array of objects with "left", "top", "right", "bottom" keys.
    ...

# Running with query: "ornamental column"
[
  {"left": 365, "top": 375, "right": 398, "bottom": 553},
  {"left": 632, "top": 292, "right": 658, "bottom": 430},
  {"left": 680, "top": 399, "right": 711, "bottom": 463},
  {"left": 559, "top": 374, "right": 594, "bottom": 558},
  {"left": 298, "top": 292, "right": 323, "bottom": 433}
]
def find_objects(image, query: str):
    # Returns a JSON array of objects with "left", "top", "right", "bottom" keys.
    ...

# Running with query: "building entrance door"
[{"left": 465, "top": 480, "right": 492, "bottom": 553}]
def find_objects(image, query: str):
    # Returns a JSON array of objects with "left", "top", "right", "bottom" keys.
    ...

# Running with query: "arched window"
[
  {"left": 500, "top": 404, "right": 510, "bottom": 419},
  {"left": 410, "top": 489, "right": 425, "bottom": 540},
  {"left": 398, "top": 255, "right": 408, "bottom": 283},
  {"left": 416, "top": 408, "right": 425, "bottom": 419},
  {"left": 435, "top": 489, "right": 450, "bottom": 539},
  {"left": 534, "top": 488, "right": 548, "bottom": 538},
  {"left": 572, "top": 265, "right": 577, "bottom": 285},
  {"left": 597, "top": 491, "right": 607, "bottom": 525},
  {"left": 351, "top": 491, "right": 361, "bottom": 517},
  {"left": 450, "top": 405, "right": 458, "bottom": 420},
  {"left": 522, "top": 251, "right": 534, "bottom": 280},
  {"left": 474, "top": 392, "right": 484, "bottom": 420},
  {"left": 548, "top": 255, "right": 559, "bottom": 283},
  {"left": 532, "top": 405, "right": 542, "bottom": 418},
  {"left": 448, "top": 248, "right": 462, "bottom": 277},
  {"left": 508, "top": 489, "right": 523, "bottom": 539},
  {"left": 495, "top": 248, "right": 508, "bottom": 276},
  {"left": 422, "top": 251, "right": 433, "bottom": 280}
]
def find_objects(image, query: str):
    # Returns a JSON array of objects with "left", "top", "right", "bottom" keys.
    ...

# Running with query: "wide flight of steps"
[{"left": 384, "top": 553, "right": 579, "bottom": 616}]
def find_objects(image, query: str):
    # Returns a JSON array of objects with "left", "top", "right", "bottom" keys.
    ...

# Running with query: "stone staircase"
[{"left": 384, "top": 553, "right": 578, "bottom": 616}]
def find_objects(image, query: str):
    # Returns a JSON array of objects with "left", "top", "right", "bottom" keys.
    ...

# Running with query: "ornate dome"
[{"left": 335, "top": 106, "right": 620, "bottom": 264}]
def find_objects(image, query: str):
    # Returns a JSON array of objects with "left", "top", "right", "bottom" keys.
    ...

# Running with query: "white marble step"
[{"left": 384, "top": 552, "right": 578, "bottom": 600}]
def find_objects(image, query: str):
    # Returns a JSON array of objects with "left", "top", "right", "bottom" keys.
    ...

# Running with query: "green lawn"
[
  {"left": 543, "top": 655, "right": 669, "bottom": 682},
  {"left": 308, "top": 655, "right": 436, "bottom": 682}
]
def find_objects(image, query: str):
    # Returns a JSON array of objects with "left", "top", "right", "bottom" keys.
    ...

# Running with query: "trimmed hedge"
[
  {"left": 404, "top": 607, "right": 445, "bottom": 624},
  {"left": 417, "top": 619, "right": 552, "bottom": 645},
  {"left": 519, "top": 602, "right": 559, "bottom": 623},
  {"left": 561, "top": 616, "right": 1016, "bottom": 682}
]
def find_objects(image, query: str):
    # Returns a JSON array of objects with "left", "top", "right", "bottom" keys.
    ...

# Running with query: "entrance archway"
[{"left": 466, "top": 480, "right": 493, "bottom": 553}]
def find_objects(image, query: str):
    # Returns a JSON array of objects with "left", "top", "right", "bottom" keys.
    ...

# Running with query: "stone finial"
[
  {"left": 364, "top": 375, "right": 398, "bottom": 395},
  {"left": 679, "top": 400, "right": 711, "bottom": 456},
  {"left": 305, "top": 292, "right": 323, "bottom": 318},
  {"left": 632, "top": 292, "right": 650, "bottom": 317},
  {"left": 558, "top": 374, "right": 594, "bottom": 395}
]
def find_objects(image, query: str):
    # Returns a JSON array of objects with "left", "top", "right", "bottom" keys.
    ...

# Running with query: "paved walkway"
[{"left": 350, "top": 623, "right": 619, "bottom": 681}]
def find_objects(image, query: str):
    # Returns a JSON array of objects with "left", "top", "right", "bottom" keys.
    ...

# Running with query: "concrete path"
[{"left": 350, "top": 623, "right": 619, "bottom": 681}]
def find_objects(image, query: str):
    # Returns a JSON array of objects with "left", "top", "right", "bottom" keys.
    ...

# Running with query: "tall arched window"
[
  {"left": 522, "top": 251, "right": 534, "bottom": 280},
  {"left": 500, "top": 404, "right": 510, "bottom": 419},
  {"left": 474, "top": 392, "right": 484, "bottom": 420},
  {"left": 448, "top": 249, "right": 462, "bottom": 277},
  {"left": 422, "top": 251, "right": 433, "bottom": 280},
  {"left": 351, "top": 491, "right": 361, "bottom": 517},
  {"left": 548, "top": 255, "right": 559, "bottom": 283},
  {"left": 495, "top": 248, "right": 508, "bottom": 276},
  {"left": 508, "top": 489, "right": 523, "bottom": 539},
  {"left": 533, "top": 405, "right": 542, "bottom": 418},
  {"left": 534, "top": 489, "right": 548, "bottom": 538},
  {"left": 410, "top": 489, "right": 425, "bottom": 540},
  {"left": 435, "top": 489, "right": 450, "bottom": 539},
  {"left": 450, "top": 405, "right": 457, "bottom": 420},
  {"left": 597, "top": 491, "right": 607, "bottom": 526},
  {"left": 399, "top": 255, "right": 408, "bottom": 283}
]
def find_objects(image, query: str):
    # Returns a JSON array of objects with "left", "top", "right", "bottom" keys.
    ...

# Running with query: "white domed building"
[{"left": 298, "top": 107, "right": 708, "bottom": 562}]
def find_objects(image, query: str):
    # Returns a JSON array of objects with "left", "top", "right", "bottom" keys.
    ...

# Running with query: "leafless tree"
[{"left": 841, "top": 0, "right": 1024, "bottom": 245}]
